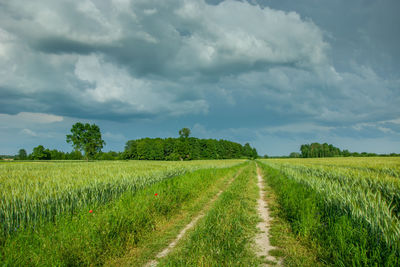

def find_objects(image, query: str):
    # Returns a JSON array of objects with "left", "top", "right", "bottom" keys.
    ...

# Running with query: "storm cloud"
[{"left": 0, "top": 0, "right": 399, "bottom": 155}]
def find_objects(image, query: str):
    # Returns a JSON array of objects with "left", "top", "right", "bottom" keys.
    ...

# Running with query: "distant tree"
[
  {"left": 243, "top": 143, "right": 253, "bottom": 159},
  {"left": 300, "top": 142, "right": 343, "bottom": 158},
  {"left": 123, "top": 140, "right": 138, "bottom": 159},
  {"left": 95, "top": 151, "right": 120, "bottom": 160},
  {"left": 289, "top": 152, "right": 301, "bottom": 158},
  {"left": 173, "top": 139, "right": 188, "bottom": 160},
  {"left": 49, "top": 149, "right": 65, "bottom": 160},
  {"left": 342, "top": 149, "right": 351, "bottom": 157},
  {"left": 184, "top": 137, "right": 199, "bottom": 160},
  {"left": 263, "top": 154, "right": 269, "bottom": 158},
  {"left": 17, "top": 149, "right": 27, "bottom": 160},
  {"left": 123, "top": 132, "right": 258, "bottom": 161},
  {"left": 66, "top": 122, "right": 105, "bottom": 160},
  {"left": 179, "top": 128, "right": 191, "bottom": 139},
  {"left": 66, "top": 150, "right": 83, "bottom": 160},
  {"left": 164, "top": 138, "right": 176, "bottom": 159},
  {"left": 31, "top": 145, "right": 51, "bottom": 160},
  {"left": 252, "top": 148, "right": 258, "bottom": 159}
]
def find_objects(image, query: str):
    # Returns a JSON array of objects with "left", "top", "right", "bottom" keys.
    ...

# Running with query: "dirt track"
[{"left": 255, "top": 165, "right": 280, "bottom": 266}]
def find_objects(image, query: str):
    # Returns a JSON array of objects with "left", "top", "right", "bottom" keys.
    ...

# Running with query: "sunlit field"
[
  {"left": 1, "top": 158, "right": 399, "bottom": 266},
  {"left": 259, "top": 157, "right": 400, "bottom": 265},
  {"left": 0, "top": 160, "right": 243, "bottom": 238}
]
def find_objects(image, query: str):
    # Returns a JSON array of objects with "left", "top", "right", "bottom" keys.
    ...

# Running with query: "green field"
[
  {"left": 1, "top": 158, "right": 399, "bottom": 266},
  {"left": 259, "top": 157, "right": 400, "bottom": 266}
]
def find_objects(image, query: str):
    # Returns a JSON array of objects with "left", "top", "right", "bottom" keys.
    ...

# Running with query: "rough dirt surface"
[{"left": 255, "top": 165, "right": 280, "bottom": 266}]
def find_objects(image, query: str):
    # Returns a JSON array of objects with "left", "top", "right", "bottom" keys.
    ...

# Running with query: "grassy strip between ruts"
[
  {"left": 258, "top": 161, "right": 400, "bottom": 266},
  {"left": 0, "top": 162, "right": 246, "bottom": 266},
  {"left": 158, "top": 161, "right": 261, "bottom": 266}
]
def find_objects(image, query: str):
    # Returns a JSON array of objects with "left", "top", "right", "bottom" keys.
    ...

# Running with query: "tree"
[
  {"left": 342, "top": 149, "right": 351, "bottom": 157},
  {"left": 17, "top": 149, "right": 27, "bottom": 160},
  {"left": 31, "top": 145, "right": 51, "bottom": 160},
  {"left": 123, "top": 140, "right": 138, "bottom": 159},
  {"left": 179, "top": 128, "right": 191, "bottom": 139},
  {"left": 49, "top": 149, "right": 65, "bottom": 160},
  {"left": 65, "top": 150, "right": 83, "bottom": 160},
  {"left": 289, "top": 152, "right": 301, "bottom": 158},
  {"left": 123, "top": 134, "right": 258, "bottom": 161},
  {"left": 66, "top": 122, "right": 105, "bottom": 160},
  {"left": 243, "top": 143, "right": 254, "bottom": 159},
  {"left": 300, "top": 142, "right": 343, "bottom": 158}
]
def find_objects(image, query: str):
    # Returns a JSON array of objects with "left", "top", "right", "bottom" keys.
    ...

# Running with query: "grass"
[
  {"left": 258, "top": 160, "right": 400, "bottom": 266},
  {"left": 158, "top": 162, "right": 262, "bottom": 266},
  {"left": 0, "top": 162, "right": 245, "bottom": 266},
  {"left": 4, "top": 157, "right": 397, "bottom": 266},
  {"left": 0, "top": 160, "right": 243, "bottom": 240},
  {"left": 260, "top": 166, "right": 324, "bottom": 267},
  {"left": 107, "top": 163, "right": 245, "bottom": 266}
]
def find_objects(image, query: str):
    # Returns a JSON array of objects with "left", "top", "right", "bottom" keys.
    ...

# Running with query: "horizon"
[{"left": 1, "top": 0, "right": 399, "bottom": 156}]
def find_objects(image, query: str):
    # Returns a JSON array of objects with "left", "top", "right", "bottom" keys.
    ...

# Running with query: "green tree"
[
  {"left": 66, "top": 122, "right": 105, "bottom": 160},
  {"left": 49, "top": 149, "right": 65, "bottom": 160},
  {"left": 32, "top": 145, "right": 51, "bottom": 160},
  {"left": 123, "top": 140, "right": 138, "bottom": 159},
  {"left": 66, "top": 150, "right": 83, "bottom": 160},
  {"left": 243, "top": 143, "right": 254, "bottom": 159},
  {"left": 179, "top": 127, "right": 191, "bottom": 139},
  {"left": 289, "top": 152, "right": 301, "bottom": 158},
  {"left": 342, "top": 149, "right": 351, "bottom": 157},
  {"left": 17, "top": 149, "right": 27, "bottom": 160},
  {"left": 123, "top": 133, "right": 258, "bottom": 161}
]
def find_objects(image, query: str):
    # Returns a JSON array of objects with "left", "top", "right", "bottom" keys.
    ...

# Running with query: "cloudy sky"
[{"left": 0, "top": 0, "right": 399, "bottom": 156}]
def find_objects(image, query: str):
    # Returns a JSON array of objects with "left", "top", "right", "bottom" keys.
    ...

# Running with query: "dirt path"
[
  {"left": 144, "top": 170, "right": 239, "bottom": 267},
  {"left": 255, "top": 165, "right": 280, "bottom": 266}
]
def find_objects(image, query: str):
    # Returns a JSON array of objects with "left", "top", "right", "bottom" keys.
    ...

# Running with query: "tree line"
[
  {"left": 12, "top": 124, "right": 258, "bottom": 160},
  {"left": 122, "top": 137, "right": 258, "bottom": 160},
  {"left": 291, "top": 142, "right": 400, "bottom": 158}
]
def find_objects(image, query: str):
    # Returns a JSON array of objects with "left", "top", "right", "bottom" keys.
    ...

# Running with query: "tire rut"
[
  {"left": 144, "top": 168, "right": 243, "bottom": 267},
  {"left": 255, "top": 164, "right": 281, "bottom": 266}
]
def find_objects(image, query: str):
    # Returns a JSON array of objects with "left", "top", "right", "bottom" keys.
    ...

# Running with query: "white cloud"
[
  {"left": 103, "top": 131, "right": 126, "bottom": 141},
  {"left": 352, "top": 119, "right": 400, "bottom": 135},
  {"left": 174, "top": 0, "right": 328, "bottom": 71},
  {"left": 21, "top": 128, "right": 37, "bottom": 137},
  {"left": 18, "top": 112, "right": 63, "bottom": 123},
  {"left": 0, "top": 0, "right": 332, "bottom": 120},
  {"left": 261, "top": 123, "right": 334, "bottom": 134},
  {"left": 386, "top": 118, "right": 400, "bottom": 124},
  {"left": 74, "top": 54, "right": 208, "bottom": 115},
  {"left": 0, "top": 112, "right": 63, "bottom": 125},
  {"left": 0, "top": 0, "right": 398, "bottom": 135}
]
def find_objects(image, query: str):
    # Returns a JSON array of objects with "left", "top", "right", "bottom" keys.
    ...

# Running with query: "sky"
[{"left": 0, "top": 0, "right": 399, "bottom": 156}]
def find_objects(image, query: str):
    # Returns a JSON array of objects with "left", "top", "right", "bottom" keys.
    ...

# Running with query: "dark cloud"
[
  {"left": 32, "top": 37, "right": 97, "bottom": 55},
  {"left": 0, "top": 0, "right": 399, "bottom": 155}
]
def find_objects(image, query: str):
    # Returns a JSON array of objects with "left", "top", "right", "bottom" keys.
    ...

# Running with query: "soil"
[{"left": 255, "top": 165, "right": 280, "bottom": 266}]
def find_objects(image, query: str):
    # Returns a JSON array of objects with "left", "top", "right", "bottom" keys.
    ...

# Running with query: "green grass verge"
[
  {"left": 258, "top": 161, "right": 400, "bottom": 266},
  {"left": 0, "top": 163, "right": 246, "bottom": 266},
  {"left": 158, "top": 162, "right": 261, "bottom": 266}
]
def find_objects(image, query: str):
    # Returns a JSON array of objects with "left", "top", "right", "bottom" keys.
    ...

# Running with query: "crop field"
[
  {"left": 0, "top": 160, "right": 243, "bottom": 238},
  {"left": 1, "top": 158, "right": 399, "bottom": 266},
  {"left": 259, "top": 157, "right": 400, "bottom": 266}
]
